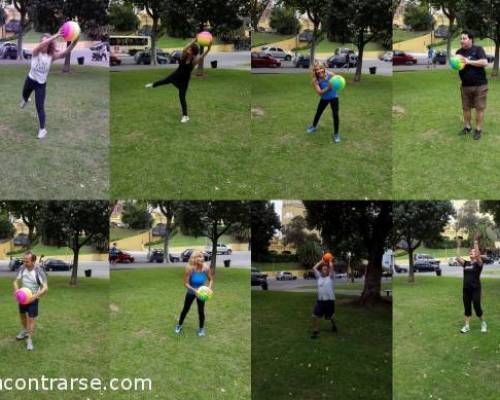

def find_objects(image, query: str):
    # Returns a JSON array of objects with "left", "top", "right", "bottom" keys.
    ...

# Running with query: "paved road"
[
  {"left": 394, "top": 52, "right": 496, "bottom": 72},
  {"left": 395, "top": 261, "right": 500, "bottom": 278},
  {"left": 112, "top": 250, "right": 251, "bottom": 270},
  {"left": 0, "top": 48, "right": 108, "bottom": 68},
  {"left": 0, "top": 260, "right": 109, "bottom": 278},
  {"left": 252, "top": 58, "right": 392, "bottom": 76},
  {"left": 111, "top": 51, "right": 250, "bottom": 71}
]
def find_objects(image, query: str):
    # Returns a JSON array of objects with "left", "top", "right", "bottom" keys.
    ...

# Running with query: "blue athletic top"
[
  {"left": 318, "top": 72, "right": 337, "bottom": 100},
  {"left": 188, "top": 269, "right": 207, "bottom": 293}
]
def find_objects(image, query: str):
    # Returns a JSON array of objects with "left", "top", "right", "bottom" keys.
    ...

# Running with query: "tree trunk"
[
  {"left": 62, "top": 42, "right": 71, "bottom": 73},
  {"left": 446, "top": 16, "right": 455, "bottom": 63},
  {"left": 163, "top": 230, "right": 170, "bottom": 264},
  {"left": 492, "top": 39, "right": 499, "bottom": 77},
  {"left": 354, "top": 42, "right": 364, "bottom": 82},
  {"left": 359, "top": 248, "right": 383, "bottom": 305},
  {"left": 17, "top": 12, "right": 25, "bottom": 61},
  {"left": 210, "top": 227, "right": 218, "bottom": 273},
  {"left": 407, "top": 248, "right": 415, "bottom": 283},
  {"left": 151, "top": 16, "right": 158, "bottom": 66},
  {"left": 69, "top": 244, "right": 79, "bottom": 286},
  {"left": 309, "top": 21, "right": 319, "bottom": 68}
]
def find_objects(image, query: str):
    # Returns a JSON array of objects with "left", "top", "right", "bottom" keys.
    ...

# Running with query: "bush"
[
  {"left": 110, "top": 3, "right": 139, "bottom": 32},
  {"left": 296, "top": 241, "right": 322, "bottom": 268},
  {"left": 252, "top": 251, "right": 299, "bottom": 263},
  {"left": 269, "top": 6, "right": 300, "bottom": 35}
]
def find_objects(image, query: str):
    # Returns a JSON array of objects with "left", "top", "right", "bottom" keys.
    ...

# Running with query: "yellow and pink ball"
[{"left": 62, "top": 21, "right": 80, "bottom": 42}]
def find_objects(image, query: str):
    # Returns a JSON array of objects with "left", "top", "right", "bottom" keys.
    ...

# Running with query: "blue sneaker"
[
  {"left": 175, "top": 324, "right": 183, "bottom": 334},
  {"left": 307, "top": 126, "right": 317, "bottom": 134},
  {"left": 333, "top": 133, "right": 341, "bottom": 143},
  {"left": 197, "top": 328, "right": 206, "bottom": 337}
]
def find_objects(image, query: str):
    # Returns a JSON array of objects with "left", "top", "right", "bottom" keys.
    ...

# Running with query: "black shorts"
[
  {"left": 19, "top": 299, "right": 39, "bottom": 318},
  {"left": 313, "top": 300, "right": 335, "bottom": 319}
]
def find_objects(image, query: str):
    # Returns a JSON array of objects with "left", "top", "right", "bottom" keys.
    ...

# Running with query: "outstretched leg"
[{"left": 178, "top": 292, "right": 196, "bottom": 325}]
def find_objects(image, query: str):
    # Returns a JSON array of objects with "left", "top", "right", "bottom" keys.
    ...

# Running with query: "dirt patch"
[
  {"left": 392, "top": 105, "right": 405, "bottom": 114},
  {"left": 109, "top": 303, "right": 120, "bottom": 313},
  {"left": 251, "top": 107, "right": 265, "bottom": 118}
]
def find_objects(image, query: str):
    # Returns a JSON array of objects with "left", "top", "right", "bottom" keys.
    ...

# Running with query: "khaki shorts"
[{"left": 461, "top": 85, "right": 488, "bottom": 111}]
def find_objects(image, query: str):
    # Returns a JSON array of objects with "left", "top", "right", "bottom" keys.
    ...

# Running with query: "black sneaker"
[
  {"left": 473, "top": 129, "right": 481, "bottom": 140},
  {"left": 311, "top": 331, "right": 319, "bottom": 339},
  {"left": 459, "top": 126, "right": 472, "bottom": 136}
]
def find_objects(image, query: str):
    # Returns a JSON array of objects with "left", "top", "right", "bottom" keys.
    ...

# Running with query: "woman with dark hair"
[
  {"left": 145, "top": 39, "right": 212, "bottom": 123},
  {"left": 20, "top": 30, "right": 79, "bottom": 139}
]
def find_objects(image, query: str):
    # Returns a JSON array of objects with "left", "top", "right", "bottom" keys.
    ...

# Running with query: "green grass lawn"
[
  {"left": 156, "top": 35, "right": 223, "bottom": 49},
  {"left": 395, "top": 247, "right": 468, "bottom": 261},
  {"left": 110, "top": 227, "right": 149, "bottom": 242},
  {"left": 294, "top": 40, "right": 385, "bottom": 53},
  {"left": 252, "top": 32, "right": 294, "bottom": 48},
  {"left": 109, "top": 267, "right": 250, "bottom": 399},
  {"left": 0, "top": 277, "right": 109, "bottom": 400},
  {"left": 147, "top": 234, "right": 234, "bottom": 248},
  {"left": 432, "top": 36, "right": 497, "bottom": 51},
  {"left": 111, "top": 69, "right": 250, "bottom": 199},
  {"left": 252, "top": 262, "right": 302, "bottom": 272},
  {"left": 393, "top": 69, "right": 500, "bottom": 198},
  {"left": 393, "top": 29, "right": 428, "bottom": 44},
  {"left": 252, "top": 291, "right": 391, "bottom": 399},
  {"left": 394, "top": 276, "right": 500, "bottom": 400},
  {"left": 6, "top": 244, "right": 97, "bottom": 257},
  {"left": 0, "top": 65, "right": 108, "bottom": 199},
  {"left": 251, "top": 73, "right": 392, "bottom": 199}
]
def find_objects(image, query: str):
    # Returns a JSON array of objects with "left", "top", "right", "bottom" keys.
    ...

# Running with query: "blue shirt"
[
  {"left": 188, "top": 269, "right": 207, "bottom": 293},
  {"left": 318, "top": 73, "right": 337, "bottom": 100}
]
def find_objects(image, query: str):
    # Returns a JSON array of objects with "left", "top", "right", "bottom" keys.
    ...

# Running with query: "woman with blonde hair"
[
  {"left": 307, "top": 61, "right": 341, "bottom": 143},
  {"left": 175, "top": 250, "right": 213, "bottom": 336},
  {"left": 145, "top": 39, "right": 212, "bottom": 123},
  {"left": 20, "top": 29, "right": 79, "bottom": 139}
]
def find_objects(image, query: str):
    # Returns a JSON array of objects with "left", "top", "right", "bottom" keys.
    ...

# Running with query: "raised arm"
[
  {"left": 32, "top": 33, "right": 61, "bottom": 56},
  {"left": 53, "top": 36, "right": 79, "bottom": 61},
  {"left": 193, "top": 42, "right": 212, "bottom": 66}
]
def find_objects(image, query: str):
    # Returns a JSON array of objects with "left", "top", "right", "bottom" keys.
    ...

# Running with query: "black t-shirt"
[
  {"left": 455, "top": 45, "right": 488, "bottom": 87},
  {"left": 170, "top": 58, "right": 195, "bottom": 86},
  {"left": 463, "top": 261, "right": 482, "bottom": 289}
]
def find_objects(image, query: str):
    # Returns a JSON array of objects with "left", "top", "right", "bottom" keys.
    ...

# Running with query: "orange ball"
[{"left": 322, "top": 252, "right": 333, "bottom": 263}]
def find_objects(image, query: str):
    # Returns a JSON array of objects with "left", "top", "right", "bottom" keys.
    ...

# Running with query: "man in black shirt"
[
  {"left": 455, "top": 31, "right": 489, "bottom": 140},
  {"left": 457, "top": 241, "right": 487, "bottom": 333}
]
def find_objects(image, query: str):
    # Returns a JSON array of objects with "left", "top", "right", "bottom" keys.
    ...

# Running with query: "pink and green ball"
[
  {"left": 196, "top": 31, "right": 213, "bottom": 47},
  {"left": 449, "top": 56, "right": 465, "bottom": 71},
  {"left": 15, "top": 288, "right": 33, "bottom": 305},
  {"left": 329, "top": 75, "right": 346, "bottom": 91},
  {"left": 62, "top": 21, "right": 80, "bottom": 42},
  {"left": 198, "top": 286, "right": 213, "bottom": 302}
]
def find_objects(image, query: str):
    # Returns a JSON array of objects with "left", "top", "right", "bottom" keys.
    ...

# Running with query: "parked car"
[
  {"left": 434, "top": 25, "right": 449, "bottom": 39},
  {"left": 8, "top": 257, "right": 23, "bottom": 271},
  {"left": 169, "top": 50, "right": 182, "bottom": 64},
  {"left": 415, "top": 254, "right": 440, "bottom": 266},
  {"left": 181, "top": 249, "right": 211, "bottom": 262},
  {"left": 293, "top": 54, "right": 310, "bottom": 68},
  {"left": 303, "top": 270, "right": 316, "bottom": 279},
  {"left": 110, "top": 52, "right": 122, "bottom": 66},
  {"left": 260, "top": 46, "right": 292, "bottom": 61},
  {"left": 298, "top": 30, "right": 314, "bottom": 43},
  {"left": 276, "top": 271, "right": 297, "bottom": 281},
  {"left": 251, "top": 267, "right": 268, "bottom": 290},
  {"left": 0, "top": 43, "right": 31, "bottom": 60},
  {"left": 393, "top": 50, "right": 417, "bottom": 65},
  {"left": 379, "top": 51, "right": 393, "bottom": 62},
  {"left": 394, "top": 264, "right": 408, "bottom": 273},
  {"left": 327, "top": 49, "right": 358, "bottom": 68},
  {"left": 110, "top": 250, "right": 135, "bottom": 263},
  {"left": 486, "top": 54, "right": 495, "bottom": 63},
  {"left": 433, "top": 50, "right": 447, "bottom": 65},
  {"left": 134, "top": 49, "right": 169, "bottom": 65},
  {"left": 251, "top": 52, "right": 281, "bottom": 68},
  {"left": 448, "top": 257, "right": 461, "bottom": 266},
  {"left": 413, "top": 260, "right": 440, "bottom": 272},
  {"left": 152, "top": 223, "right": 167, "bottom": 237},
  {"left": 147, "top": 249, "right": 180, "bottom": 263},
  {"left": 13, "top": 234, "right": 30, "bottom": 247},
  {"left": 43, "top": 259, "right": 72, "bottom": 271},
  {"left": 90, "top": 41, "right": 110, "bottom": 52},
  {"left": 5, "top": 19, "right": 21, "bottom": 33},
  {"left": 481, "top": 255, "right": 494, "bottom": 264},
  {"left": 204, "top": 243, "right": 232, "bottom": 255}
]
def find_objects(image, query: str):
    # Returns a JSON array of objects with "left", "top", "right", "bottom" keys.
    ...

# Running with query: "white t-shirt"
[
  {"left": 29, "top": 52, "right": 53, "bottom": 84},
  {"left": 314, "top": 269, "right": 335, "bottom": 301},
  {"left": 16, "top": 266, "right": 47, "bottom": 294}
]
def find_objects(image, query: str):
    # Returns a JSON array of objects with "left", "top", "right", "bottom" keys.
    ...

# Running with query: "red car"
[
  {"left": 109, "top": 250, "right": 134, "bottom": 263},
  {"left": 251, "top": 52, "right": 281, "bottom": 68},
  {"left": 392, "top": 50, "right": 417, "bottom": 65}
]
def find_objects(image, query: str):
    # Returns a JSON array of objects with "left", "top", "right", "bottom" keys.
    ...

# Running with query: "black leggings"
[
  {"left": 152, "top": 75, "right": 188, "bottom": 116},
  {"left": 178, "top": 292, "right": 205, "bottom": 328},
  {"left": 463, "top": 287, "right": 483, "bottom": 317},
  {"left": 312, "top": 97, "right": 339, "bottom": 134},
  {"left": 22, "top": 76, "right": 46, "bottom": 129}
]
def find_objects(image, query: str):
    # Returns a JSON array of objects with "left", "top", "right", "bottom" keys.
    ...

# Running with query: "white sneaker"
[
  {"left": 481, "top": 321, "right": 487, "bottom": 333},
  {"left": 145, "top": 83, "right": 153, "bottom": 88},
  {"left": 16, "top": 329, "right": 28, "bottom": 340},
  {"left": 180, "top": 116, "right": 190, "bottom": 123},
  {"left": 19, "top": 98, "right": 30, "bottom": 109},
  {"left": 460, "top": 325, "right": 470, "bottom": 333},
  {"left": 27, "top": 338, "right": 34, "bottom": 351},
  {"left": 38, "top": 129, "right": 47, "bottom": 139}
]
